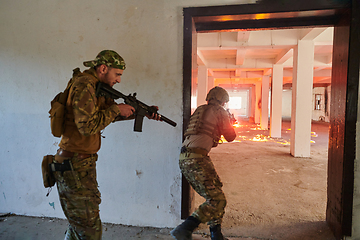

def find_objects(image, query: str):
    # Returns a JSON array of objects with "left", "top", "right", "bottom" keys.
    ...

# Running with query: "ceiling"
[{"left": 197, "top": 27, "right": 333, "bottom": 91}]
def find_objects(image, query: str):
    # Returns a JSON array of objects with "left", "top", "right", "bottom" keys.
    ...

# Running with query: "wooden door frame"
[{"left": 182, "top": 1, "right": 357, "bottom": 239}]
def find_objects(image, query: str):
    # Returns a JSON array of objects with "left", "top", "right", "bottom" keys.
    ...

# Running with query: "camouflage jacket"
[{"left": 59, "top": 68, "right": 127, "bottom": 154}]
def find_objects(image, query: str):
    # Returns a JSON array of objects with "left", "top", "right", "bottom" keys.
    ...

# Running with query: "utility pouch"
[
  {"left": 48, "top": 68, "right": 80, "bottom": 138},
  {"left": 49, "top": 92, "right": 67, "bottom": 137},
  {"left": 42, "top": 155, "right": 56, "bottom": 188}
]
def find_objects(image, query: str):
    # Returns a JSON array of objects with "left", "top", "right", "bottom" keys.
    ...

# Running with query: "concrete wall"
[
  {"left": 282, "top": 87, "right": 331, "bottom": 122},
  {"left": 282, "top": 89, "right": 292, "bottom": 119},
  {"left": 0, "top": 0, "right": 256, "bottom": 228},
  {"left": 312, "top": 87, "right": 329, "bottom": 122},
  {"left": 350, "top": 83, "right": 360, "bottom": 239}
]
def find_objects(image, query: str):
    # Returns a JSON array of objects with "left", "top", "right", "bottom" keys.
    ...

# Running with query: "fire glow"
[
  {"left": 252, "top": 134, "right": 269, "bottom": 142},
  {"left": 311, "top": 132, "right": 318, "bottom": 137},
  {"left": 219, "top": 128, "right": 317, "bottom": 145}
]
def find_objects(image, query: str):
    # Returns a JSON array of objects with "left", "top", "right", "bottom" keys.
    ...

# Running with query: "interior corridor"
[{"left": 194, "top": 118, "right": 335, "bottom": 240}]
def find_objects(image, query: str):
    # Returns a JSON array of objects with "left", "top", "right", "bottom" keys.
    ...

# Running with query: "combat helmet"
[{"left": 206, "top": 86, "right": 229, "bottom": 104}]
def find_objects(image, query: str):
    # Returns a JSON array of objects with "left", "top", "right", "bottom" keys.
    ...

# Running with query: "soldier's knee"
[
  {"left": 219, "top": 199, "right": 226, "bottom": 209},
  {"left": 210, "top": 198, "right": 226, "bottom": 210}
]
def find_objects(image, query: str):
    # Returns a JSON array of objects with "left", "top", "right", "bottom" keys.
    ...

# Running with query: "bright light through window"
[
  {"left": 228, "top": 97, "right": 242, "bottom": 109},
  {"left": 191, "top": 96, "right": 197, "bottom": 109}
]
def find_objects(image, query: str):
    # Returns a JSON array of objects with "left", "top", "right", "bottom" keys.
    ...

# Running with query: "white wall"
[
  {"left": 350, "top": 82, "right": 360, "bottom": 239},
  {"left": 282, "top": 87, "right": 331, "bottom": 122},
  {"left": 0, "top": 0, "right": 256, "bottom": 228},
  {"left": 312, "top": 87, "right": 329, "bottom": 122},
  {"left": 282, "top": 89, "right": 292, "bottom": 118}
]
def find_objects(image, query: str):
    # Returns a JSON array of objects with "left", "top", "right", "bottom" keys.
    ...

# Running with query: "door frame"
[{"left": 182, "top": 1, "right": 358, "bottom": 239}]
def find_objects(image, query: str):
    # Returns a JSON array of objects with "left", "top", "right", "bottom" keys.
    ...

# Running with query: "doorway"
[{"left": 182, "top": 1, "right": 358, "bottom": 239}]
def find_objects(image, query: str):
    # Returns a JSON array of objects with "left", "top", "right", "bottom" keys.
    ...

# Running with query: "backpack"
[{"left": 48, "top": 68, "right": 80, "bottom": 137}]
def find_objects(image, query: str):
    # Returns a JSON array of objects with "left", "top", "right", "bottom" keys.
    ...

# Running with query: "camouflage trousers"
[
  {"left": 179, "top": 154, "right": 226, "bottom": 227},
  {"left": 54, "top": 154, "right": 102, "bottom": 240}
]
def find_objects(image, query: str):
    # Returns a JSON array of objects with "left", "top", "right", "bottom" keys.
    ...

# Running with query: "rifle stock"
[{"left": 96, "top": 82, "right": 177, "bottom": 132}]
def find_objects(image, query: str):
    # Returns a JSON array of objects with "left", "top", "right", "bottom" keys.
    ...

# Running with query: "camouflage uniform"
[
  {"left": 180, "top": 101, "right": 236, "bottom": 227},
  {"left": 53, "top": 50, "right": 129, "bottom": 240},
  {"left": 54, "top": 154, "right": 101, "bottom": 240},
  {"left": 180, "top": 154, "right": 227, "bottom": 226}
]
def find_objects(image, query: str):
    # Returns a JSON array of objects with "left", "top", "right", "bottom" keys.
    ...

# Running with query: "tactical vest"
[{"left": 184, "top": 104, "right": 221, "bottom": 144}]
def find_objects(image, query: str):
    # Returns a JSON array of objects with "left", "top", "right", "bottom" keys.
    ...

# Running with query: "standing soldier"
[
  {"left": 50, "top": 50, "right": 160, "bottom": 240},
  {"left": 171, "top": 86, "right": 236, "bottom": 240}
]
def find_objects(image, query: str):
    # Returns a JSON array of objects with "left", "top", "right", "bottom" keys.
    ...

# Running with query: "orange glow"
[
  {"left": 218, "top": 127, "right": 317, "bottom": 145},
  {"left": 219, "top": 135, "right": 318, "bottom": 145},
  {"left": 254, "top": 13, "right": 271, "bottom": 20},
  {"left": 220, "top": 135, "right": 242, "bottom": 143},
  {"left": 276, "top": 140, "right": 290, "bottom": 145},
  {"left": 311, "top": 132, "right": 318, "bottom": 137},
  {"left": 217, "top": 16, "right": 238, "bottom": 21},
  {"left": 251, "top": 134, "right": 269, "bottom": 142}
]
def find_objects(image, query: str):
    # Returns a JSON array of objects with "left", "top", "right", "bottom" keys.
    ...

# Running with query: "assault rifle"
[
  {"left": 226, "top": 109, "right": 238, "bottom": 125},
  {"left": 96, "top": 82, "right": 177, "bottom": 132}
]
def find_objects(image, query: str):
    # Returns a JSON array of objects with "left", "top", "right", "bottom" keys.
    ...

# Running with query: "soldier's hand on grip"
[
  {"left": 146, "top": 105, "right": 161, "bottom": 121},
  {"left": 117, "top": 103, "right": 135, "bottom": 118}
]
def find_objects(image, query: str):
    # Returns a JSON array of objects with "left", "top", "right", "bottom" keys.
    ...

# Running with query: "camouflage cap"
[{"left": 83, "top": 50, "right": 126, "bottom": 70}]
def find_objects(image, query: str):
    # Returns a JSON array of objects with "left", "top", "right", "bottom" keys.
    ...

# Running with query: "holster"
[
  {"left": 41, "top": 155, "right": 56, "bottom": 188},
  {"left": 179, "top": 146, "right": 208, "bottom": 160}
]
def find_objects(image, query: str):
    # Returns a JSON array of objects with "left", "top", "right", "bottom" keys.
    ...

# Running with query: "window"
[
  {"left": 315, "top": 94, "right": 321, "bottom": 110},
  {"left": 228, "top": 97, "right": 242, "bottom": 109}
]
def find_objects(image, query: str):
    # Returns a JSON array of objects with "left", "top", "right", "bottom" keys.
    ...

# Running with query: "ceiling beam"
[
  {"left": 208, "top": 69, "right": 214, "bottom": 76},
  {"left": 213, "top": 70, "right": 264, "bottom": 78},
  {"left": 237, "top": 31, "right": 250, "bottom": 42},
  {"left": 236, "top": 48, "right": 247, "bottom": 65},
  {"left": 274, "top": 48, "right": 293, "bottom": 64},
  {"left": 263, "top": 68, "right": 272, "bottom": 76},
  {"left": 197, "top": 50, "right": 208, "bottom": 66},
  {"left": 301, "top": 27, "right": 327, "bottom": 40}
]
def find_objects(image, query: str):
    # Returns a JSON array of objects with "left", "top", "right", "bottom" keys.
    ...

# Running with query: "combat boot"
[
  {"left": 64, "top": 229, "right": 74, "bottom": 240},
  {"left": 210, "top": 224, "right": 228, "bottom": 240},
  {"left": 64, "top": 226, "right": 81, "bottom": 240},
  {"left": 170, "top": 216, "right": 201, "bottom": 240}
]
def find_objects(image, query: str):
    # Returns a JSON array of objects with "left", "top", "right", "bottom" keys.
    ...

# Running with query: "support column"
[
  {"left": 270, "top": 65, "right": 283, "bottom": 138},
  {"left": 197, "top": 66, "right": 208, "bottom": 107},
  {"left": 246, "top": 88, "right": 251, "bottom": 118},
  {"left": 255, "top": 80, "right": 262, "bottom": 124},
  {"left": 207, "top": 75, "right": 214, "bottom": 93},
  {"left": 261, "top": 76, "right": 270, "bottom": 130},
  {"left": 249, "top": 86, "right": 256, "bottom": 123},
  {"left": 290, "top": 40, "right": 314, "bottom": 157}
]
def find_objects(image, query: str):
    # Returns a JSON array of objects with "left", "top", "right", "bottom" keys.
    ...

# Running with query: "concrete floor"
[
  {"left": 0, "top": 119, "right": 335, "bottom": 240},
  {"left": 0, "top": 214, "right": 254, "bottom": 240}
]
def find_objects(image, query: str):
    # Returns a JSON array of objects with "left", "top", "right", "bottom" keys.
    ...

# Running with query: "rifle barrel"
[
  {"left": 97, "top": 82, "right": 177, "bottom": 128},
  {"left": 160, "top": 115, "right": 177, "bottom": 127}
]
